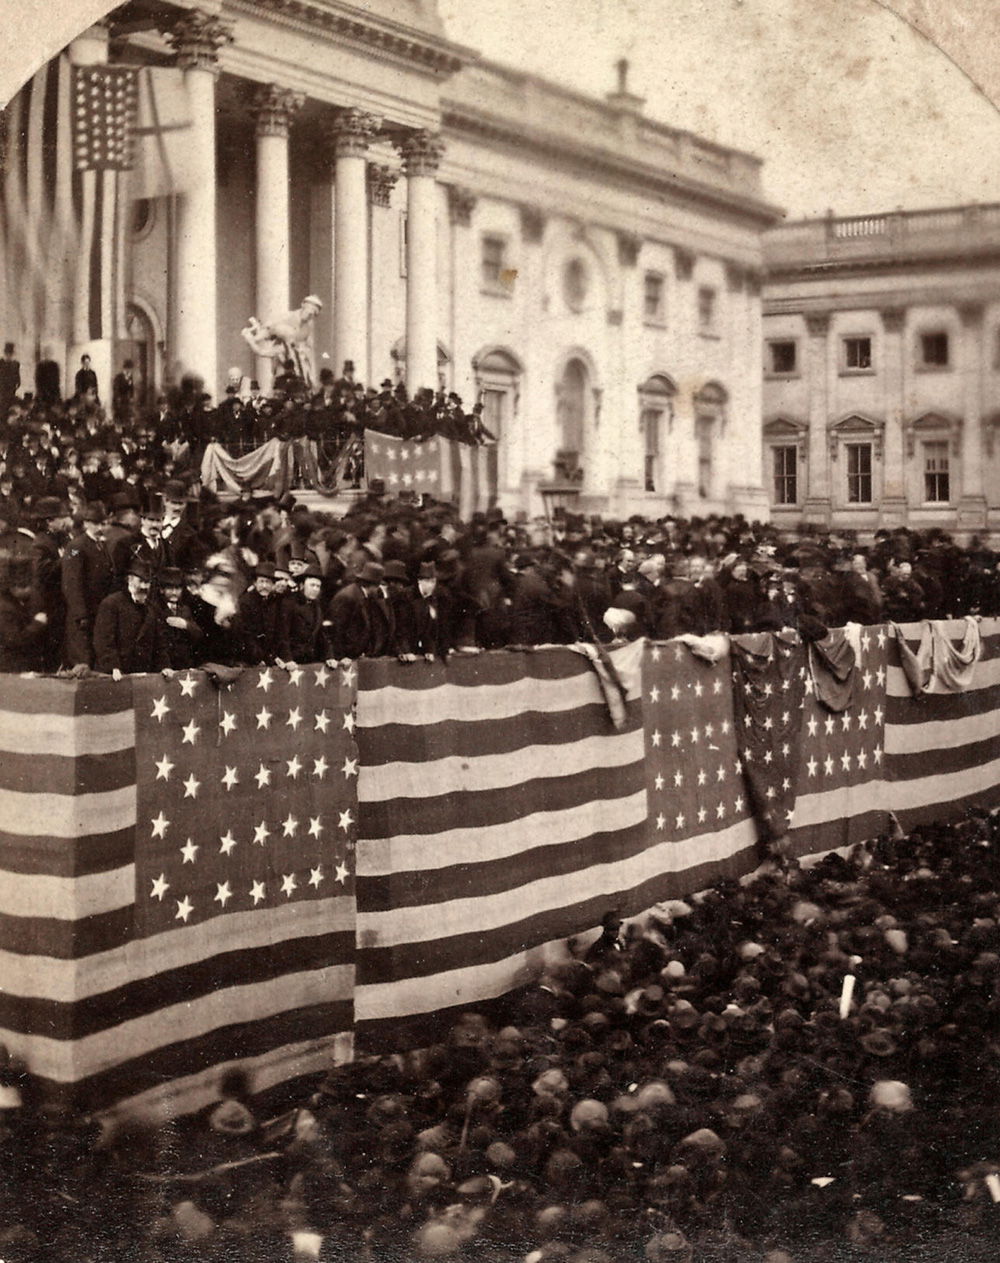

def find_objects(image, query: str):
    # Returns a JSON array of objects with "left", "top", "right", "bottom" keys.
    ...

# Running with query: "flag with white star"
[
  {"left": 364, "top": 430, "right": 497, "bottom": 513},
  {"left": 730, "top": 630, "right": 807, "bottom": 842},
  {"left": 642, "top": 639, "right": 756, "bottom": 876},
  {"left": 134, "top": 664, "right": 358, "bottom": 936},
  {"left": 73, "top": 66, "right": 138, "bottom": 172},
  {"left": 790, "top": 623, "right": 890, "bottom": 851}
]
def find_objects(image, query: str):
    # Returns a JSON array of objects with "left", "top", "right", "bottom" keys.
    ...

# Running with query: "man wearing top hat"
[
  {"left": 112, "top": 493, "right": 168, "bottom": 584},
  {"left": 325, "top": 560, "right": 393, "bottom": 662},
  {"left": 61, "top": 502, "right": 115, "bottom": 668},
  {"left": 160, "top": 479, "right": 201, "bottom": 573},
  {"left": 238, "top": 561, "right": 282, "bottom": 665},
  {"left": 93, "top": 557, "right": 169, "bottom": 677},
  {"left": 276, "top": 563, "right": 326, "bottom": 665}
]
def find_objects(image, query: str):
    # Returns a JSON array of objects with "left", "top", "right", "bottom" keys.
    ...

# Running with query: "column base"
[
  {"left": 878, "top": 496, "right": 909, "bottom": 530},
  {"left": 729, "top": 483, "right": 772, "bottom": 523},
  {"left": 956, "top": 495, "right": 988, "bottom": 532},
  {"left": 672, "top": 481, "right": 698, "bottom": 518},
  {"left": 801, "top": 496, "right": 832, "bottom": 527}
]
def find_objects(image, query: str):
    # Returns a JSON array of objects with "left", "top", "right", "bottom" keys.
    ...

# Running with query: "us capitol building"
[{"left": 1, "top": 0, "right": 780, "bottom": 521}]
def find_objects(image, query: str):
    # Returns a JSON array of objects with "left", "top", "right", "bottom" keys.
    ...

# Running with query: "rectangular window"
[
  {"left": 767, "top": 340, "right": 797, "bottom": 374},
  {"left": 920, "top": 331, "right": 949, "bottom": 367},
  {"left": 642, "top": 408, "right": 661, "bottom": 492},
  {"left": 643, "top": 272, "right": 665, "bottom": 324},
  {"left": 923, "top": 440, "right": 950, "bottom": 502},
  {"left": 772, "top": 445, "right": 798, "bottom": 504},
  {"left": 846, "top": 443, "right": 873, "bottom": 503},
  {"left": 481, "top": 235, "right": 507, "bottom": 290},
  {"left": 698, "top": 286, "right": 717, "bottom": 332},
  {"left": 696, "top": 416, "right": 714, "bottom": 498},
  {"left": 843, "top": 336, "right": 872, "bottom": 370}
]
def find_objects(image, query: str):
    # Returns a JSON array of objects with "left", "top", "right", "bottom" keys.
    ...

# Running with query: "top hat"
[
  {"left": 141, "top": 494, "right": 164, "bottom": 520},
  {"left": 255, "top": 561, "right": 277, "bottom": 579},
  {"left": 160, "top": 566, "right": 184, "bottom": 587},
  {"left": 417, "top": 561, "right": 437, "bottom": 580},
  {"left": 128, "top": 557, "right": 152, "bottom": 580},
  {"left": 162, "top": 479, "right": 188, "bottom": 503},
  {"left": 297, "top": 564, "right": 323, "bottom": 582}
]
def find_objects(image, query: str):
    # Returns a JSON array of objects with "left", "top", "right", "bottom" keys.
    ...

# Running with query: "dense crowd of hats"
[
  {"left": 1, "top": 345, "right": 1000, "bottom": 676},
  {"left": 2, "top": 809, "right": 1000, "bottom": 1260}
]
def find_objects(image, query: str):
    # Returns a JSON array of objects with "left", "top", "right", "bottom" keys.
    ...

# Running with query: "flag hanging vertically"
[
  {"left": 364, "top": 430, "right": 498, "bottom": 512},
  {"left": 0, "top": 54, "right": 136, "bottom": 354},
  {"left": 730, "top": 630, "right": 807, "bottom": 842}
]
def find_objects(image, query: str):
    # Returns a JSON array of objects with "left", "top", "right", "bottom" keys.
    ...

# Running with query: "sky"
[{"left": 438, "top": 0, "right": 1000, "bottom": 220}]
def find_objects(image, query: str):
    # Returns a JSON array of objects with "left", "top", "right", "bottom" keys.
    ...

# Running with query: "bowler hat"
[
  {"left": 34, "top": 496, "right": 67, "bottom": 520},
  {"left": 383, "top": 560, "right": 409, "bottom": 582},
  {"left": 80, "top": 502, "right": 107, "bottom": 524},
  {"left": 417, "top": 561, "right": 437, "bottom": 580},
  {"left": 255, "top": 561, "right": 277, "bottom": 579},
  {"left": 160, "top": 567, "right": 183, "bottom": 586},
  {"left": 297, "top": 564, "right": 323, "bottom": 581},
  {"left": 162, "top": 479, "right": 188, "bottom": 502},
  {"left": 128, "top": 557, "right": 152, "bottom": 580},
  {"left": 358, "top": 561, "right": 384, "bottom": 584}
]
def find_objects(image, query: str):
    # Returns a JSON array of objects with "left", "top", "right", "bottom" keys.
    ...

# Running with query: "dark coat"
[
  {"left": 0, "top": 589, "right": 48, "bottom": 672},
  {"left": 277, "top": 593, "right": 326, "bottom": 664},
  {"left": 408, "top": 588, "right": 458, "bottom": 659},
  {"left": 61, "top": 531, "right": 116, "bottom": 666},
  {"left": 161, "top": 595, "right": 203, "bottom": 670},
  {"left": 238, "top": 587, "right": 281, "bottom": 664},
  {"left": 509, "top": 568, "right": 576, "bottom": 646},
  {"left": 30, "top": 528, "right": 66, "bottom": 668},
  {"left": 325, "top": 583, "right": 393, "bottom": 660},
  {"left": 93, "top": 590, "right": 168, "bottom": 675}
]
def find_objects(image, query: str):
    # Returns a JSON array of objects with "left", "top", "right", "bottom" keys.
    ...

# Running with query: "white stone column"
[
  {"left": 958, "top": 301, "right": 988, "bottom": 529},
  {"left": 879, "top": 307, "right": 908, "bottom": 525},
  {"left": 327, "top": 109, "right": 381, "bottom": 384},
  {"left": 165, "top": 9, "right": 233, "bottom": 400},
  {"left": 803, "top": 312, "right": 831, "bottom": 523},
  {"left": 399, "top": 130, "right": 444, "bottom": 394},
  {"left": 250, "top": 85, "right": 303, "bottom": 390}
]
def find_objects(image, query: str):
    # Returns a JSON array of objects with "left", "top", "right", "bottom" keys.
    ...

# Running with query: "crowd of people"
[
  {"left": 1, "top": 344, "right": 1000, "bottom": 675},
  {"left": 2, "top": 808, "right": 1000, "bottom": 1259}
]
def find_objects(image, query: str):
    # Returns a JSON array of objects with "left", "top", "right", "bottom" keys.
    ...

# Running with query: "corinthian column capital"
[
  {"left": 398, "top": 129, "right": 445, "bottom": 178},
  {"left": 165, "top": 9, "right": 234, "bottom": 73},
  {"left": 250, "top": 84, "right": 304, "bottom": 139},
  {"left": 327, "top": 108, "right": 383, "bottom": 159}
]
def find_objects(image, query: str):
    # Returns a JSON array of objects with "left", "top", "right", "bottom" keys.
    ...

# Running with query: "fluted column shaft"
[
  {"left": 328, "top": 109, "right": 381, "bottom": 383},
  {"left": 400, "top": 131, "right": 444, "bottom": 394}
]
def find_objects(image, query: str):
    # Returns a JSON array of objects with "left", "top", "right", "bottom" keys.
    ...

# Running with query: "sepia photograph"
[{"left": 1, "top": 0, "right": 1000, "bottom": 1258}]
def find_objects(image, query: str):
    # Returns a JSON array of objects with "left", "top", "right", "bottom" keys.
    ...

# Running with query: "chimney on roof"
[{"left": 606, "top": 56, "right": 645, "bottom": 117}]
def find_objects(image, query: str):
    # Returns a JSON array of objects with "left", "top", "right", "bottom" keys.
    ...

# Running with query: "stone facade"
[
  {"left": 762, "top": 204, "right": 1000, "bottom": 538},
  {"left": 4, "top": 0, "right": 780, "bottom": 520}
]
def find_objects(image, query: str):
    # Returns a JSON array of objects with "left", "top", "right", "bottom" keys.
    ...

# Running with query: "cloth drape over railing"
[{"left": 0, "top": 620, "right": 996, "bottom": 1118}]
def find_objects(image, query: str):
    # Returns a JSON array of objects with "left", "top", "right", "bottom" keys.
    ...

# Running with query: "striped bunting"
[
  {"left": 0, "top": 668, "right": 357, "bottom": 1117},
  {"left": 353, "top": 642, "right": 646, "bottom": 1039},
  {"left": 883, "top": 617, "right": 1000, "bottom": 826}
]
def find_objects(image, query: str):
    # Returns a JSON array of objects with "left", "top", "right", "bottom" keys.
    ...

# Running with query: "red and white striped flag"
[
  {"left": 0, "top": 666, "right": 357, "bottom": 1118},
  {"left": 0, "top": 54, "right": 135, "bottom": 356},
  {"left": 364, "top": 430, "right": 498, "bottom": 513}
]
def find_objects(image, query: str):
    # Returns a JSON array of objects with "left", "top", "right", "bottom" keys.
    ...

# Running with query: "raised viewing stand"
[{"left": 0, "top": 621, "right": 997, "bottom": 1121}]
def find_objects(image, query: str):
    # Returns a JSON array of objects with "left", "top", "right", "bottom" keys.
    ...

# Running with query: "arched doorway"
[{"left": 120, "top": 302, "right": 156, "bottom": 412}]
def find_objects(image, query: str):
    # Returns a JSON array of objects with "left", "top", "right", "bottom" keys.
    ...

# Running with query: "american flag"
[
  {"left": 0, "top": 666, "right": 357, "bottom": 1117},
  {"left": 0, "top": 623, "right": 997, "bottom": 1112},
  {"left": 1, "top": 54, "right": 134, "bottom": 351},
  {"left": 730, "top": 630, "right": 807, "bottom": 841},
  {"left": 365, "top": 431, "right": 498, "bottom": 513},
  {"left": 641, "top": 639, "right": 758, "bottom": 888},
  {"left": 72, "top": 66, "right": 137, "bottom": 171},
  {"left": 352, "top": 642, "right": 646, "bottom": 1048}
]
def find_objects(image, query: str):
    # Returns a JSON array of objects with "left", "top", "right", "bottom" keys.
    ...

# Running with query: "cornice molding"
[
  {"left": 441, "top": 104, "right": 781, "bottom": 229},
  {"left": 228, "top": 0, "right": 473, "bottom": 78}
]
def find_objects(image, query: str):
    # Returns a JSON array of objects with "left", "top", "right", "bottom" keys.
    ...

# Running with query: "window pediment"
[
  {"left": 904, "top": 410, "right": 962, "bottom": 457},
  {"left": 764, "top": 414, "right": 807, "bottom": 439},
  {"left": 827, "top": 414, "right": 883, "bottom": 461}
]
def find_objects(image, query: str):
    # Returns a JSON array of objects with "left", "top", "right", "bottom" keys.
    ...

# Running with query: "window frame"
[
  {"left": 922, "top": 439, "right": 951, "bottom": 504},
  {"left": 771, "top": 443, "right": 799, "bottom": 506},
  {"left": 643, "top": 271, "right": 666, "bottom": 326},
  {"left": 845, "top": 442, "right": 874, "bottom": 504},
  {"left": 841, "top": 334, "right": 874, "bottom": 374},
  {"left": 480, "top": 232, "right": 513, "bottom": 298},
  {"left": 765, "top": 339, "right": 798, "bottom": 378},
  {"left": 697, "top": 285, "right": 718, "bottom": 337},
  {"left": 918, "top": 329, "right": 951, "bottom": 370}
]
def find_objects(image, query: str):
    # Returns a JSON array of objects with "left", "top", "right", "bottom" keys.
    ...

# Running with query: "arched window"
[
  {"left": 472, "top": 347, "right": 523, "bottom": 489},
  {"left": 638, "top": 373, "right": 677, "bottom": 493},
  {"left": 694, "top": 382, "right": 728, "bottom": 500}
]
